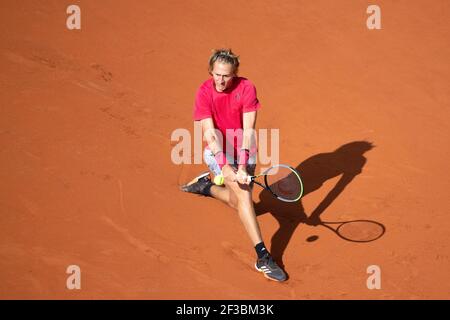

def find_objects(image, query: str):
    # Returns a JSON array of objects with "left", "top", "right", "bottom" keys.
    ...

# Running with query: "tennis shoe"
[
  {"left": 255, "top": 253, "right": 287, "bottom": 282},
  {"left": 180, "top": 172, "right": 213, "bottom": 197}
]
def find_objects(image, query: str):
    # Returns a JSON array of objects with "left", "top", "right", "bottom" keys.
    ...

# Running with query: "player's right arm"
[
  {"left": 200, "top": 118, "right": 223, "bottom": 156},
  {"left": 200, "top": 118, "right": 236, "bottom": 182}
]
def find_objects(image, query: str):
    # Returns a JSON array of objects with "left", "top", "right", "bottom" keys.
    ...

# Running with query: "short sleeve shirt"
[{"left": 193, "top": 77, "right": 261, "bottom": 156}]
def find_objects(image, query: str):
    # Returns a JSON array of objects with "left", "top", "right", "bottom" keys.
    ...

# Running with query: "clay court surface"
[{"left": 1, "top": 1, "right": 449, "bottom": 299}]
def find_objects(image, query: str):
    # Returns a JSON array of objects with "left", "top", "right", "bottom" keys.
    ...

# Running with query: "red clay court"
[{"left": 0, "top": 0, "right": 449, "bottom": 299}]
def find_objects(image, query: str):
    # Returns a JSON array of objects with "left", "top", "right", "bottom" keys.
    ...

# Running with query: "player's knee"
[{"left": 233, "top": 188, "right": 252, "bottom": 204}]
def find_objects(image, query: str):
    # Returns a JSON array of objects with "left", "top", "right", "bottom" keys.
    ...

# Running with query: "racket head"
[
  {"left": 323, "top": 220, "right": 386, "bottom": 242},
  {"left": 256, "top": 164, "right": 304, "bottom": 202}
]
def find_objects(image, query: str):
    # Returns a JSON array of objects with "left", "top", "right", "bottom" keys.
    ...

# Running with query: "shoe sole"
[
  {"left": 254, "top": 263, "right": 286, "bottom": 282},
  {"left": 183, "top": 171, "right": 210, "bottom": 187}
]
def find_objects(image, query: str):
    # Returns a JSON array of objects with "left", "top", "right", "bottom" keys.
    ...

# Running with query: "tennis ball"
[{"left": 214, "top": 175, "right": 224, "bottom": 185}]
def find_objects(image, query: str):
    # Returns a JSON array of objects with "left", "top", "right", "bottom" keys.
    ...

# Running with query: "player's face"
[{"left": 211, "top": 61, "right": 235, "bottom": 92}]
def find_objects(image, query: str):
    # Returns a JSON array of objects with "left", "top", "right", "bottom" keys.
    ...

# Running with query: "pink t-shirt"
[{"left": 193, "top": 77, "right": 261, "bottom": 158}]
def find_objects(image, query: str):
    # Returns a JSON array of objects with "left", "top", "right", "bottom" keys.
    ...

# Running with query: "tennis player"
[{"left": 181, "top": 49, "right": 286, "bottom": 282}]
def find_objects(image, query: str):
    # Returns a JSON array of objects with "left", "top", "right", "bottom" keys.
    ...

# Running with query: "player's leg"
[
  {"left": 232, "top": 164, "right": 287, "bottom": 281},
  {"left": 225, "top": 180, "right": 262, "bottom": 244},
  {"left": 209, "top": 184, "right": 236, "bottom": 209},
  {"left": 209, "top": 152, "right": 257, "bottom": 209}
]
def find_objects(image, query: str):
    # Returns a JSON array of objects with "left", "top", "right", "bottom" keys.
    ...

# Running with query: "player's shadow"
[{"left": 254, "top": 141, "right": 374, "bottom": 269}]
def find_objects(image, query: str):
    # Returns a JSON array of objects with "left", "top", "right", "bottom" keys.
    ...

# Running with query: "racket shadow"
[
  {"left": 316, "top": 220, "right": 386, "bottom": 243},
  {"left": 254, "top": 141, "right": 383, "bottom": 267}
]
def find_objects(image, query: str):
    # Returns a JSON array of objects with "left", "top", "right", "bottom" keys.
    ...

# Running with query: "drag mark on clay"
[
  {"left": 118, "top": 179, "right": 126, "bottom": 216},
  {"left": 101, "top": 216, "right": 170, "bottom": 263},
  {"left": 221, "top": 241, "right": 254, "bottom": 271},
  {"left": 91, "top": 63, "right": 113, "bottom": 82}
]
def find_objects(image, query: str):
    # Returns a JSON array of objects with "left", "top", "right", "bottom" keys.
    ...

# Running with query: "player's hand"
[
  {"left": 236, "top": 166, "right": 250, "bottom": 185},
  {"left": 222, "top": 165, "right": 237, "bottom": 183}
]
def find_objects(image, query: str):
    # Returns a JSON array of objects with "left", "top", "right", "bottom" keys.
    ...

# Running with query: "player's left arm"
[
  {"left": 241, "top": 110, "right": 257, "bottom": 151},
  {"left": 237, "top": 111, "right": 257, "bottom": 184}
]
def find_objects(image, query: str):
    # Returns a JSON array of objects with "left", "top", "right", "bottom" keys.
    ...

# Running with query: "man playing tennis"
[{"left": 181, "top": 49, "right": 287, "bottom": 282}]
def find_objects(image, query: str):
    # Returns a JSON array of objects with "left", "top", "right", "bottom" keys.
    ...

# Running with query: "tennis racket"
[
  {"left": 248, "top": 164, "right": 304, "bottom": 202},
  {"left": 307, "top": 219, "right": 386, "bottom": 243}
]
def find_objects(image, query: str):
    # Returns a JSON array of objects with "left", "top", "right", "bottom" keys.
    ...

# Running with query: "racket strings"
[{"left": 264, "top": 166, "right": 302, "bottom": 201}]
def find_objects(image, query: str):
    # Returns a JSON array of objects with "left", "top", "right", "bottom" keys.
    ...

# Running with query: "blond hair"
[{"left": 208, "top": 48, "right": 240, "bottom": 74}]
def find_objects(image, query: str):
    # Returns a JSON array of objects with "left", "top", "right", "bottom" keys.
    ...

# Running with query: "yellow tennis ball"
[{"left": 214, "top": 175, "right": 224, "bottom": 185}]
